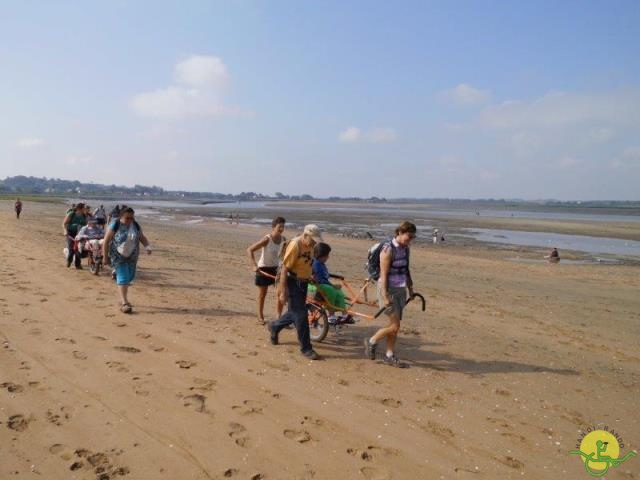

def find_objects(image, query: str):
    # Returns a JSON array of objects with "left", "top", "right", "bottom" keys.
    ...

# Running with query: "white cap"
[{"left": 303, "top": 224, "right": 323, "bottom": 242}]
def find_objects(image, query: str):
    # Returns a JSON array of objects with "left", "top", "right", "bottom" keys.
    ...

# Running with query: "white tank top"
[{"left": 258, "top": 234, "right": 283, "bottom": 267}]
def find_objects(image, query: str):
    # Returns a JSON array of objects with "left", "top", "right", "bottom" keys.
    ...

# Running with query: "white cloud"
[
  {"left": 16, "top": 137, "right": 44, "bottom": 148},
  {"left": 623, "top": 146, "right": 640, "bottom": 159},
  {"left": 174, "top": 55, "right": 229, "bottom": 89},
  {"left": 439, "top": 84, "right": 490, "bottom": 105},
  {"left": 338, "top": 126, "right": 361, "bottom": 143},
  {"left": 589, "top": 127, "right": 615, "bottom": 143},
  {"left": 131, "top": 55, "right": 246, "bottom": 120},
  {"left": 338, "top": 126, "right": 397, "bottom": 143},
  {"left": 478, "top": 90, "right": 640, "bottom": 130}
]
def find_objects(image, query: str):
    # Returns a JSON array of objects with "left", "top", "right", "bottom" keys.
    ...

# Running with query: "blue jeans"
[{"left": 272, "top": 276, "right": 312, "bottom": 353}]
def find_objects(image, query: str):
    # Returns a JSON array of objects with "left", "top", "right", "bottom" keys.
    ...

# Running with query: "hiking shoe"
[
  {"left": 267, "top": 321, "right": 279, "bottom": 345},
  {"left": 302, "top": 349, "right": 320, "bottom": 360},
  {"left": 364, "top": 338, "right": 377, "bottom": 360}
]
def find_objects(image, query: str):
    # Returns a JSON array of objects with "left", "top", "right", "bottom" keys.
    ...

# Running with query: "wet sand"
[{"left": 1, "top": 200, "right": 638, "bottom": 479}]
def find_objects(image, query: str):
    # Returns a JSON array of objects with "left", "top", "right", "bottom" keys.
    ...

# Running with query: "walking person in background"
[
  {"left": 14, "top": 198, "right": 22, "bottom": 219},
  {"left": 102, "top": 207, "right": 152, "bottom": 314},
  {"left": 268, "top": 224, "right": 324, "bottom": 361},
  {"left": 247, "top": 216, "right": 286, "bottom": 325},
  {"left": 364, "top": 221, "right": 417, "bottom": 367},
  {"left": 62, "top": 203, "right": 87, "bottom": 269}
]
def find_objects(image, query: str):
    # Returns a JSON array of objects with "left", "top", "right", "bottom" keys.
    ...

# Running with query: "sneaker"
[
  {"left": 382, "top": 355, "right": 407, "bottom": 368},
  {"left": 267, "top": 321, "right": 279, "bottom": 345},
  {"left": 302, "top": 349, "right": 320, "bottom": 360},
  {"left": 364, "top": 338, "right": 377, "bottom": 360},
  {"left": 328, "top": 315, "right": 338, "bottom": 324}
]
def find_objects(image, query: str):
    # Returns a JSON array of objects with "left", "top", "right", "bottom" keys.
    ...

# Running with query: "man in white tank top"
[{"left": 247, "top": 216, "right": 286, "bottom": 324}]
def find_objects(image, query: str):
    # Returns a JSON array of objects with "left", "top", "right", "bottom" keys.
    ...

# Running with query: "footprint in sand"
[
  {"left": 72, "top": 351, "right": 88, "bottom": 360},
  {"left": 232, "top": 400, "right": 266, "bottom": 415},
  {"left": 106, "top": 361, "right": 130, "bottom": 373},
  {"left": 114, "top": 346, "right": 141, "bottom": 353},
  {"left": 283, "top": 429, "right": 312, "bottom": 443},
  {"left": 419, "top": 420, "right": 455, "bottom": 440},
  {"left": 380, "top": 398, "right": 402, "bottom": 408},
  {"left": 71, "top": 447, "right": 130, "bottom": 478},
  {"left": 93, "top": 336, "right": 108, "bottom": 341},
  {"left": 223, "top": 468, "right": 239, "bottom": 477},
  {"left": 55, "top": 337, "right": 77, "bottom": 344},
  {"left": 176, "top": 360, "right": 196, "bottom": 369},
  {"left": 46, "top": 406, "right": 73, "bottom": 426},
  {"left": 359, "top": 466, "right": 391, "bottom": 480},
  {"left": 301, "top": 416, "right": 324, "bottom": 427},
  {"left": 189, "top": 378, "right": 217, "bottom": 392},
  {"left": 228, "top": 422, "right": 250, "bottom": 447},
  {"left": 183, "top": 394, "right": 207, "bottom": 413},
  {"left": 49, "top": 443, "right": 75, "bottom": 461},
  {"left": 136, "top": 333, "right": 151, "bottom": 339},
  {"left": 7, "top": 414, "right": 32, "bottom": 431},
  {"left": 1, "top": 382, "right": 24, "bottom": 393}
]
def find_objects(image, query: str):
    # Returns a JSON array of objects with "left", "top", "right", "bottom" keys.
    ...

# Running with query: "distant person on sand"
[
  {"left": 364, "top": 221, "right": 417, "bottom": 367},
  {"left": 63, "top": 203, "right": 87, "bottom": 269},
  {"left": 108, "top": 204, "right": 121, "bottom": 224},
  {"left": 268, "top": 224, "right": 324, "bottom": 361},
  {"left": 14, "top": 198, "right": 22, "bottom": 219},
  {"left": 102, "top": 207, "right": 152, "bottom": 314},
  {"left": 546, "top": 247, "right": 560, "bottom": 263},
  {"left": 247, "top": 216, "right": 287, "bottom": 325},
  {"left": 432, "top": 229, "right": 438, "bottom": 244},
  {"left": 94, "top": 204, "right": 107, "bottom": 225}
]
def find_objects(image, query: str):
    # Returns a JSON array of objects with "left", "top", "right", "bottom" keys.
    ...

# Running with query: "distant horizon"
[
  {"left": 1, "top": 174, "right": 638, "bottom": 205},
  {"left": 2, "top": 1, "right": 639, "bottom": 199}
]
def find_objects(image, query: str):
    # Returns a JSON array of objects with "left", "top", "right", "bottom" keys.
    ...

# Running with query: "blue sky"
[{"left": 1, "top": 0, "right": 639, "bottom": 199}]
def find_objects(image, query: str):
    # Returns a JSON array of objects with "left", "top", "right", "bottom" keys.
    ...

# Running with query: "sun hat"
[{"left": 303, "top": 224, "right": 323, "bottom": 242}]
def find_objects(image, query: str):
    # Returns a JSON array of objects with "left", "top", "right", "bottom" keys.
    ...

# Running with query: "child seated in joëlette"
[{"left": 309, "top": 243, "right": 354, "bottom": 324}]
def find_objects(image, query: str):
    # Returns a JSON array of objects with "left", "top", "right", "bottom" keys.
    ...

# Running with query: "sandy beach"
[{"left": 1, "top": 200, "right": 638, "bottom": 479}]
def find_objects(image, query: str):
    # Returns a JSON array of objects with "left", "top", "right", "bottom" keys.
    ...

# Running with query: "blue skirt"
[{"left": 115, "top": 262, "right": 137, "bottom": 286}]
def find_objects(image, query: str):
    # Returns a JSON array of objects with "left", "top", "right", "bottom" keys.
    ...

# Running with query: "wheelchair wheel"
[{"left": 307, "top": 303, "right": 329, "bottom": 343}]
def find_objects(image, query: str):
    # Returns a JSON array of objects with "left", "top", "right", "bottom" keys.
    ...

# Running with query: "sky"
[{"left": 1, "top": 0, "right": 639, "bottom": 200}]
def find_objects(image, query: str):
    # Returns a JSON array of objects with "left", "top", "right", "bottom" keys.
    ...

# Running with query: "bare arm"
[
  {"left": 139, "top": 228, "right": 150, "bottom": 248},
  {"left": 102, "top": 228, "right": 115, "bottom": 264},
  {"left": 62, "top": 215, "right": 71, "bottom": 235},
  {"left": 379, "top": 246, "right": 392, "bottom": 305},
  {"left": 246, "top": 236, "right": 269, "bottom": 270}
]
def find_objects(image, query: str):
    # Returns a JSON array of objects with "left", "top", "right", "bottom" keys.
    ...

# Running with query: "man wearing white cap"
[{"left": 268, "top": 224, "right": 323, "bottom": 360}]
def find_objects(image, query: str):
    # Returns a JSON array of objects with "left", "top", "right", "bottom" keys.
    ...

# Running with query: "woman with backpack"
[
  {"left": 102, "top": 207, "right": 152, "bottom": 314},
  {"left": 364, "top": 221, "right": 417, "bottom": 366}
]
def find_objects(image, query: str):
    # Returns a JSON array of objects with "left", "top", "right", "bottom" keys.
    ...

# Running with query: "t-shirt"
[
  {"left": 76, "top": 225, "right": 104, "bottom": 240},
  {"left": 66, "top": 212, "right": 87, "bottom": 236},
  {"left": 282, "top": 236, "right": 313, "bottom": 280},
  {"left": 312, "top": 259, "right": 330, "bottom": 284}
]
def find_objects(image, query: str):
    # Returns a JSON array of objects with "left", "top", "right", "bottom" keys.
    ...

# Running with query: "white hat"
[{"left": 303, "top": 224, "right": 323, "bottom": 242}]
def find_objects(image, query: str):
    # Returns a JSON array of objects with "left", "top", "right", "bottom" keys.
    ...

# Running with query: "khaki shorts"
[{"left": 377, "top": 284, "right": 407, "bottom": 320}]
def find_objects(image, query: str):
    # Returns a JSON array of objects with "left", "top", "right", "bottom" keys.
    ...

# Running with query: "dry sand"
[{"left": 1, "top": 200, "right": 638, "bottom": 479}]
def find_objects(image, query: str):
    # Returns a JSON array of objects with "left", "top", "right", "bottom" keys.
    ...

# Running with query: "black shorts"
[{"left": 255, "top": 266, "right": 278, "bottom": 287}]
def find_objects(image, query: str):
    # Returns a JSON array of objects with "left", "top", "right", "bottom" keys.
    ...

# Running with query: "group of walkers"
[
  {"left": 248, "top": 218, "right": 418, "bottom": 365},
  {"left": 62, "top": 202, "right": 152, "bottom": 314}
]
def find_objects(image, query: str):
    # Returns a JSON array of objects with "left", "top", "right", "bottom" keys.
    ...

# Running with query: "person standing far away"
[
  {"left": 432, "top": 228, "right": 438, "bottom": 245},
  {"left": 364, "top": 221, "right": 417, "bottom": 367},
  {"left": 102, "top": 207, "right": 152, "bottom": 314},
  {"left": 268, "top": 224, "right": 324, "bottom": 360},
  {"left": 14, "top": 198, "right": 22, "bottom": 219},
  {"left": 108, "top": 204, "right": 121, "bottom": 225},
  {"left": 247, "top": 216, "right": 286, "bottom": 325},
  {"left": 62, "top": 203, "right": 87, "bottom": 269}
]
